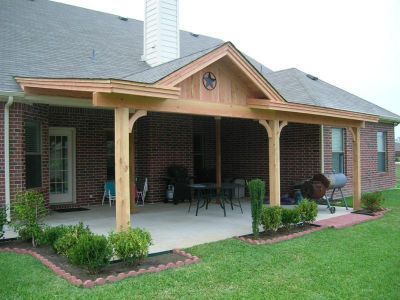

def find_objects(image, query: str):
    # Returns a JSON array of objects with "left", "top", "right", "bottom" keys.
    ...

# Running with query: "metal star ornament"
[{"left": 202, "top": 72, "right": 217, "bottom": 90}]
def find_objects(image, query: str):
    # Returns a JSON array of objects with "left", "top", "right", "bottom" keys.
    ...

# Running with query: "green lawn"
[
  {"left": 396, "top": 164, "right": 400, "bottom": 188},
  {"left": 1, "top": 190, "right": 400, "bottom": 299}
]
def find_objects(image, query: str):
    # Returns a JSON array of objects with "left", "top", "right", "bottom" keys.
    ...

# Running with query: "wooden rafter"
[{"left": 16, "top": 78, "right": 181, "bottom": 100}]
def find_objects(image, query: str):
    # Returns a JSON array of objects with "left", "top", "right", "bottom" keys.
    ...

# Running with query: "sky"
[{"left": 54, "top": 0, "right": 400, "bottom": 137}]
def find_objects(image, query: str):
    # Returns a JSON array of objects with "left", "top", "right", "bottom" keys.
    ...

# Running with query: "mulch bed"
[
  {"left": 0, "top": 240, "right": 200, "bottom": 288},
  {"left": 351, "top": 209, "right": 383, "bottom": 216},
  {"left": 237, "top": 224, "right": 325, "bottom": 245}
]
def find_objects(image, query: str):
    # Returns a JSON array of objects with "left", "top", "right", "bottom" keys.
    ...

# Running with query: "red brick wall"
[
  {"left": 323, "top": 122, "right": 396, "bottom": 197},
  {"left": 137, "top": 113, "right": 194, "bottom": 202},
  {"left": 221, "top": 119, "right": 321, "bottom": 195},
  {"left": 48, "top": 106, "right": 113, "bottom": 206},
  {"left": 280, "top": 123, "right": 321, "bottom": 193},
  {"left": 0, "top": 103, "right": 49, "bottom": 206}
]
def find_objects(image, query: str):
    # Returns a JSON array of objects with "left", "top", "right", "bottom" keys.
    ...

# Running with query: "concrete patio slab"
[{"left": 3, "top": 200, "right": 352, "bottom": 253}]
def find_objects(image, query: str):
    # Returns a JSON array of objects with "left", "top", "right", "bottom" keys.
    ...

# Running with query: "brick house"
[{"left": 1, "top": 0, "right": 399, "bottom": 230}]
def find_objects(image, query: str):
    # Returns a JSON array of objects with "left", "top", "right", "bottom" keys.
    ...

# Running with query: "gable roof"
[{"left": 1, "top": 0, "right": 399, "bottom": 122}]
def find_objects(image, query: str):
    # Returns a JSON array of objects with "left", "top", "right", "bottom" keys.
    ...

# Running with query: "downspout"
[{"left": 4, "top": 96, "right": 14, "bottom": 221}]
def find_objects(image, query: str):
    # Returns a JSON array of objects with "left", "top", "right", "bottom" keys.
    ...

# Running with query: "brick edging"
[
  {"left": 236, "top": 225, "right": 326, "bottom": 245},
  {"left": 0, "top": 248, "right": 200, "bottom": 288},
  {"left": 331, "top": 208, "right": 390, "bottom": 229}
]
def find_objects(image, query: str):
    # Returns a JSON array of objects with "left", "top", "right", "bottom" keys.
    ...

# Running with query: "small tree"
[
  {"left": 248, "top": 179, "right": 265, "bottom": 238},
  {"left": 12, "top": 191, "right": 47, "bottom": 247},
  {"left": 361, "top": 192, "right": 385, "bottom": 212}
]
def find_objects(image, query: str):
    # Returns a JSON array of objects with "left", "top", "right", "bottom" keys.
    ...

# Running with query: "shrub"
[
  {"left": 68, "top": 234, "right": 112, "bottom": 274},
  {"left": 361, "top": 192, "right": 385, "bottom": 212},
  {"left": 54, "top": 222, "right": 92, "bottom": 257},
  {"left": 247, "top": 179, "right": 265, "bottom": 238},
  {"left": 281, "top": 208, "right": 301, "bottom": 228},
  {"left": 297, "top": 199, "right": 318, "bottom": 224},
  {"left": 261, "top": 206, "right": 282, "bottom": 232},
  {"left": 12, "top": 191, "right": 47, "bottom": 247},
  {"left": 109, "top": 228, "right": 152, "bottom": 265},
  {"left": 37, "top": 225, "right": 72, "bottom": 250},
  {"left": 0, "top": 207, "right": 6, "bottom": 239}
]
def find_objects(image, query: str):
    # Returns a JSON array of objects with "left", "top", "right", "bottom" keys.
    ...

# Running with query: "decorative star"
[{"left": 203, "top": 72, "right": 217, "bottom": 90}]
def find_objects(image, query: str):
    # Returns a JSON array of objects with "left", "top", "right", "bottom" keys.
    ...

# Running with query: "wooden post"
[
  {"left": 129, "top": 131, "right": 136, "bottom": 214},
  {"left": 259, "top": 120, "right": 287, "bottom": 206},
  {"left": 115, "top": 108, "right": 131, "bottom": 231},
  {"left": 351, "top": 126, "right": 361, "bottom": 210},
  {"left": 128, "top": 109, "right": 146, "bottom": 213},
  {"left": 215, "top": 117, "right": 222, "bottom": 191}
]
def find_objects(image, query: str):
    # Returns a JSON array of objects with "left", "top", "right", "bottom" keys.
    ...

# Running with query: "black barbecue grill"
[{"left": 301, "top": 173, "right": 349, "bottom": 214}]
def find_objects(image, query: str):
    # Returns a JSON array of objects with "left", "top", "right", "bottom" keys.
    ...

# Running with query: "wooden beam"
[
  {"left": 115, "top": 107, "right": 131, "bottom": 231},
  {"left": 215, "top": 118, "right": 222, "bottom": 190},
  {"left": 129, "top": 131, "right": 136, "bottom": 214},
  {"left": 352, "top": 126, "right": 362, "bottom": 210},
  {"left": 92, "top": 93, "right": 369, "bottom": 128},
  {"left": 249, "top": 99, "right": 378, "bottom": 123}
]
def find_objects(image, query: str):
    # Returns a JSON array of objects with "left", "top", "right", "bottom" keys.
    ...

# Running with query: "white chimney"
[{"left": 143, "top": 0, "right": 180, "bottom": 67}]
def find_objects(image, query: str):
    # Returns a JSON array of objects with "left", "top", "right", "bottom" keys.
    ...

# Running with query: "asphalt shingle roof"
[
  {"left": 1, "top": 0, "right": 399, "bottom": 122},
  {"left": 265, "top": 69, "right": 400, "bottom": 121}
]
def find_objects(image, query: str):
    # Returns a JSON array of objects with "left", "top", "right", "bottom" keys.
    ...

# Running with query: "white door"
[{"left": 49, "top": 128, "right": 75, "bottom": 204}]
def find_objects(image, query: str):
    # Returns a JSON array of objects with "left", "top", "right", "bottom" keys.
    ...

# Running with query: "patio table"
[{"left": 188, "top": 183, "right": 244, "bottom": 217}]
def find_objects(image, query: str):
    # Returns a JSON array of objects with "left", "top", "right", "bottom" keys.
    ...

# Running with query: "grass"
[
  {"left": 396, "top": 164, "right": 400, "bottom": 188},
  {"left": 1, "top": 190, "right": 400, "bottom": 299}
]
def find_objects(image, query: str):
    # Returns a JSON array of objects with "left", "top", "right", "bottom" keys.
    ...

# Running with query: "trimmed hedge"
[
  {"left": 297, "top": 199, "right": 318, "bottom": 224},
  {"left": 109, "top": 228, "right": 152, "bottom": 265},
  {"left": 54, "top": 222, "right": 92, "bottom": 258},
  {"left": 68, "top": 234, "right": 112, "bottom": 274},
  {"left": 261, "top": 206, "right": 282, "bottom": 232}
]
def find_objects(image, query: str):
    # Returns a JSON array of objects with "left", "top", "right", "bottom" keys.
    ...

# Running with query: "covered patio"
[{"left": 13, "top": 43, "right": 377, "bottom": 248}]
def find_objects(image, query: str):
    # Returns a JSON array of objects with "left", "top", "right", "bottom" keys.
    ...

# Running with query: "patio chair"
[
  {"left": 136, "top": 177, "right": 148, "bottom": 206},
  {"left": 102, "top": 181, "right": 116, "bottom": 206}
]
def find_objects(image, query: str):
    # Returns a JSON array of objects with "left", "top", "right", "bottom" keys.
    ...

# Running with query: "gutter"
[{"left": 4, "top": 96, "right": 14, "bottom": 221}]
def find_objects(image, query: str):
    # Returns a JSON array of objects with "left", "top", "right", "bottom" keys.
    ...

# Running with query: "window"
[
  {"left": 25, "top": 121, "right": 42, "bottom": 188},
  {"left": 332, "top": 128, "right": 345, "bottom": 173},
  {"left": 377, "top": 132, "right": 387, "bottom": 172},
  {"left": 106, "top": 130, "right": 115, "bottom": 180}
]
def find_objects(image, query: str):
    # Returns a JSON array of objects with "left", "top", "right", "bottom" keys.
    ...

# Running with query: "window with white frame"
[
  {"left": 377, "top": 132, "right": 387, "bottom": 172},
  {"left": 25, "top": 120, "right": 42, "bottom": 188},
  {"left": 332, "top": 128, "right": 345, "bottom": 173}
]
